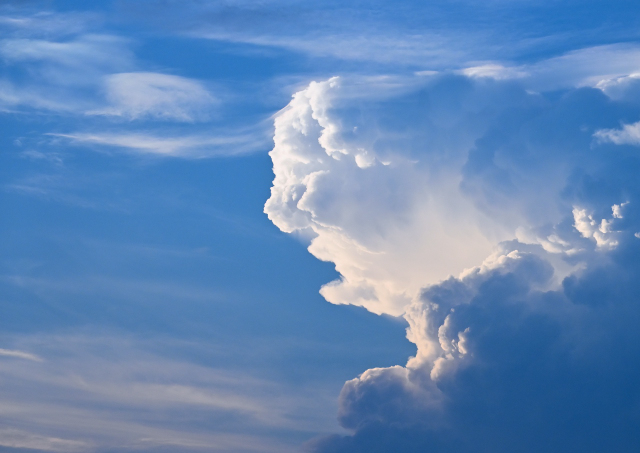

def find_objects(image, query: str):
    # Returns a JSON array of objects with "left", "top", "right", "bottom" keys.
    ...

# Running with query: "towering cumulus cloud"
[{"left": 265, "top": 69, "right": 640, "bottom": 451}]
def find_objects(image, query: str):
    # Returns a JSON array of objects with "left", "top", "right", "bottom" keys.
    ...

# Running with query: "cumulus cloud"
[
  {"left": 266, "top": 67, "right": 640, "bottom": 451},
  {"left": 594, "top": 121, "right": 640, "bottom": 146},
  {"left": 265, "top": 69, "right": 639, "bottom": 315},
  {"left": 265, "top": 76, "right": 520, "bottom": 315},
  {"left": 307, "top": 240, "right": 640, "bottom": 452},
  {"left": 572, "top": 203, "right": 628, "bottom": 249}
]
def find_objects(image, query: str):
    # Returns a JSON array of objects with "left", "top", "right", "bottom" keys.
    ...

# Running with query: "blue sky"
[{"left": 3, "top": 1, "right": 640, "bottom": 452}]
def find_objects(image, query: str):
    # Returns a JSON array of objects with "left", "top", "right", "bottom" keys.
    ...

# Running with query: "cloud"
[
  {"left": 0, "top": 348, "right": 42, "bottom": 362},
  {"left": 90, "top": 72, "right": 217, "bottom": 121},
  {"left": 0, "top": 334, "right": 337, "bottom": 453},
  {"left": 0, "top": 34, "right": 131, "bottom": 74},
  {"left": 594, "top": 121, "right": 640, "bottom": 146},
  {"left": 308, "top": 238, "right": 640, "bottom": 452},
  {"left": 0, "top": 429, "right": 88, "bottom": 452},
  {"left": 0, "top": 32, "right": 134, "bottom": 112},
  {"left": 0, "top": 35, "right": 218, "bottom": 121},
  {"left": 460, "top": 44, "right": 640, "bottom": 91},
  {"left": 264, "top": 76, "right": 518, "bottom": 315},
  {"left": 0, "top": 10, "right": 95, "bottom": 38},
  {"left": 139, "top": 0, "right": 640, "bottom": 72},
  {"left": 459, "top": 64, "right": 527, "bottom": 80},
  {"left": 572, "top": 203, "right": 628, "bottom": 249},
  {"left": 130, "top": 0, "right": 474, "bottom": 67},
  {"left": 264, "top": 69, "right": 639, "bottom": 315},
  {"left": 0, "top": 15, "right": 216, "bottom": 122},
  {"left": 265, "top": 69, "right": 640, "bottom": 450},
  {"left": 50, "top": 127, "right": 269, "bottom": 157},
  {"left": 195, "top": 29, "right": 464, "bottom": 67}
]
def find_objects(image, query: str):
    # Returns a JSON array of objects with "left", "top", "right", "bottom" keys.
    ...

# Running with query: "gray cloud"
[{"left": 308, "top": 240, "right": 640, "bottom": 452}]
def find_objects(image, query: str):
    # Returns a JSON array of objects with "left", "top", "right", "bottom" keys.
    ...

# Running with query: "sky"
[{"left": 3, "top": 1, "right": 640, "bottom": 452}]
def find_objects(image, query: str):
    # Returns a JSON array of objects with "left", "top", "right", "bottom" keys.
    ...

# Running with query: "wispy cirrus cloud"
[
  {"left": 50, "top": 127, "right": 270, "bottom": 157},
  {"left": 89, "top": 72, "right": 217, "bottom": 121},
  {"left": 0, "top": 33, "right": 220, "bottom": 120},
  {"left": 0, "top": 334, "right": 339, "bottom": 453},
  {"left": 0, "top": 428, "right": 88, "bottom": 452},
  {"left": 0, "top": 8, "right": 96, "bottom": 38},
  {"left": 0, "top": 32, "right": 134, "bottom": 112},
  {"left": 0, "top": 34, "right": 132, "bottom": 74},
  {"left": 0, "top": 348, "right": 42, "bottom": 362},
  {"left": 460, "top": 44, "right": 640, "bottom": 91},
  {"left": 126, "top": 0, "right": 640, "bottom": 72},
  {"left": 0, "top": 12, "right": 219, "bottom": 122}
]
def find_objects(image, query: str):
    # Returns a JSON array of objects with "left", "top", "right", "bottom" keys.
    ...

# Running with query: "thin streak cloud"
[
  {"left": 0, "top": 348, "right": 43, "bottom": 362},
  {"left": 50, "top": 129, "right": 270, "bottom": 157}
]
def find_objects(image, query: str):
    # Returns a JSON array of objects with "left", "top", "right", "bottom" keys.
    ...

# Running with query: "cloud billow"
[{"left": 265, "top": 68, "right": 640, "bottom": 451}]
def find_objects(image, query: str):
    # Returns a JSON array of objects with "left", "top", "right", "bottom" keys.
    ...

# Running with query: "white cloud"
[
  {"left": 0, "top": 348, "right": 43, "bottom": 362},
  {"left": 267, "top": 72, "right": 640, "bottom": 317},
  {"left": 572, "top": 203, "right": 627, "bottom": 249},
  {"left": 459, "top": 64, "right": 527, "bottom": 80},
  {"left": 594, "top": 121, "right": 640, "bottom": 146},
  {"left": 265, "top": 77, "right": 513, "bottom": 316},
  {"left": 458, "top": 44, "right": 640, "bottom": 91},
  {"left": 266, "top": 71, "right": 637, "bottom": 316},
  {"left": 595, "top": 73, "right": 640, "bottom": 100},
  {"left": 0, "top": 20, "right": 215, "bottom": 122},
  {"left": 90, "top": 72, "right": 217, "bottom": 121},
  {"left": 50, "top": 128, "right": 268, "bottom": 157}
]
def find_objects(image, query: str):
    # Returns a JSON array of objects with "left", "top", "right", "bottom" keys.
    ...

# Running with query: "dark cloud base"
[{"left": 308, "top": 241, "right": 640, "bottom": 453}]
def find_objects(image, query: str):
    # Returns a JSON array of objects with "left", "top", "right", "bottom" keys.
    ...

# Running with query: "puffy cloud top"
[
  {"left": 265, "top": 76, "right": 514, "bottom": 315},
  {"left": 266, "top": 73, "right": 639, "bottom": 315}
]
